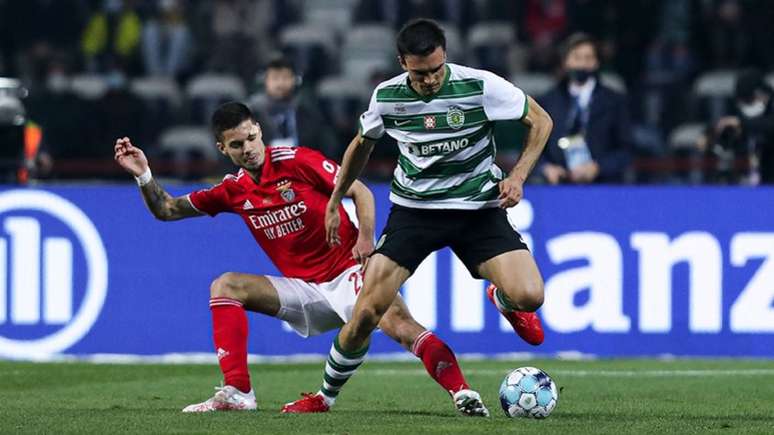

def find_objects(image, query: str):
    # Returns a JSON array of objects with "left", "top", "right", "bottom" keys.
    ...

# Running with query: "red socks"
[
  {"left": 209, "top": 299, "right": 464, "bottom": 397},
  {"left": 412, "top": 331, "right": 469, "bottom": 395},
  {"left": 210, "top": 297, "right": 251, "bottom": 393}
]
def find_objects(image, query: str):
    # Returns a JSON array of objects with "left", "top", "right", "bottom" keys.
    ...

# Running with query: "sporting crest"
[{"left": 446, "top": 106, "right": 465, "bottom": 129}]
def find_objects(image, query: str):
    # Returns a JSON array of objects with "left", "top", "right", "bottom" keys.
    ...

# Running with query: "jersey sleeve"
[
  {"left": 358, "top": 89, "right": 385, "bottom": 140},
  {"left": 482, "top": 71, "right": 529, "bottom": 121},
  {"left": 188, "top": 182, "right": 231, "bottom": 216},
  {"left": 294, "top": 148, "right": 340, "bottom": 194}
]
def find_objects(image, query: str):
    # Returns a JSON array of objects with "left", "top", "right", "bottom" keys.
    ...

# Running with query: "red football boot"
[
  {"left": 281, "top": 393, "right": 330, "bottom": 413},
  {"left": 486, "top": 284, "right": 544, "bottom": 346}
]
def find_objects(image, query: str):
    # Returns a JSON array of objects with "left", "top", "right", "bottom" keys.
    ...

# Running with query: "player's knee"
[
  {"left": 521, "top": 285, "right": 544, "bottom": 312},
  {"left": 210, "top": 272, "right": 245, "bottom": 301},
  {"left": 500, "top": 280, "right": 544, "bottom": 312},
  {"left": 522, "top": 280, "right": 544, "bottom": 311},
  {"left": 351, "top": 305, "right": 383, "bottom": 335}
]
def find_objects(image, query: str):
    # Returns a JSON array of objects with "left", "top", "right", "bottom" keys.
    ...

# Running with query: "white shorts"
[{"left": 268, "top": 265, "right": 363, "bottom": 337}]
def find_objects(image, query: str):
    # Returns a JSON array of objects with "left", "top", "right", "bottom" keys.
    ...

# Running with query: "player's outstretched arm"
[
  {"left": 325, "top": 134, "right": 376, "bottom": 245},
  {"left": 113, "top": 137, "right": 203, "bottom": 221},
  {"left": 345, "top": 180, "right": 376, "bottom": 265},
  {"left": 499, "top": 96, "right": 553, "bottom": 208}
]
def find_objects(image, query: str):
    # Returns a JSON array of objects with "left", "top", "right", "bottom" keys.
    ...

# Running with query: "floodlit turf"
[{"left": 2, "top": 359, "right": 774, "bottom": 434}]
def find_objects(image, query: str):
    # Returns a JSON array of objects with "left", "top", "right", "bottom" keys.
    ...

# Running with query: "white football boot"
[
  {"left": 182, "top": 385, "right": 257, "bottom": 413},
  {"left": 453, "top": 389, "right": 490, "bottom": 417}
]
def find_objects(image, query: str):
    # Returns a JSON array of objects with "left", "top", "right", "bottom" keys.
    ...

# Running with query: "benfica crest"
[{"left": 276, "top": 180, "right": 295, "bottom": 202}]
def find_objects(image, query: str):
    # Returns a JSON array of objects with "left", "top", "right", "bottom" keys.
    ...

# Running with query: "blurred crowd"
[{"left": 0, "top": 0, "right": 773, "bottom": 184}]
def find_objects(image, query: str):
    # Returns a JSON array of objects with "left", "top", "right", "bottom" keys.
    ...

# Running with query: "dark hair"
[
  {"left": 265, "top": 56, "right": 295, "bottom": 73},
  {"left": 561, "top": 32, "right": 598, "bottom": 62},
  {"left": 396, "top": 18, "right": 446, "bottom": 57},
  {"left": 211, "top": 102, "right": 253, "bottom": 142}
]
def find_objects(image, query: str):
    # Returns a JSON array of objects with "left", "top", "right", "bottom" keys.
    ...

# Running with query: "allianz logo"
[
  {"left": 0, "top": 190, "right": 107, "bottom": 358},
  {"left": 1, "top": 216, "right": 74, "bottom": 325},
  {"left": 398, "top": 200, "right": 774, "bottom": 335}
]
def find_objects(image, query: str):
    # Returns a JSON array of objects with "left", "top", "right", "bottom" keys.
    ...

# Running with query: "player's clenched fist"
[{"left": 498, "top": 176, "right": 524, "bottom": 209}]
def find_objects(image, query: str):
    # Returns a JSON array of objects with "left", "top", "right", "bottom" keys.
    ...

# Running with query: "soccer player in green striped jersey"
[{"left": 285, "top": 18, "right": 553, "bottom": 415}]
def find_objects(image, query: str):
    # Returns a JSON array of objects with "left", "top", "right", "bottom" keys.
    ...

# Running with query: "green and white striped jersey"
[{"left": 359, "top": 63, "right": 528, "bottom": 209}]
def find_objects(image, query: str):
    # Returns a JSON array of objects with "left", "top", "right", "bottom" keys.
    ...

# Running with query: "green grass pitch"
[{"left": 2, "top": 359, "right": 774, "bottom": 434}]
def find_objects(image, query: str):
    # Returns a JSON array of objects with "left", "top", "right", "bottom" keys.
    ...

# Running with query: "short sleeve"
[
  {"left": 358, "top": 89, "right": 385, "bottom": 140},
  {"left": 188, "top": 182, "right": 231, "bottom": 216},
  {"left": 482, "top": 71, "right": 528, "bottom": 121},
  {"left": 294, "top": 148, "right": 340, "bottom": 194}
]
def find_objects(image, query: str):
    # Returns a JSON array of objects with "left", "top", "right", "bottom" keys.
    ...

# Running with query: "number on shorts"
[{"left": 348, "top": 271, "right": 362, "bottom": 295}]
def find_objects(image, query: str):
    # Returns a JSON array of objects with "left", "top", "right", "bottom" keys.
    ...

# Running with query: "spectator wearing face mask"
[
  {"left": 709, "top": 69, "right": 774, "bottom": 184},
  {"left": 537, "top": 33, "right": 632, "bottom": 184},
  {"left": 247, "top": 57, "right": 337, "bottom": 156}
]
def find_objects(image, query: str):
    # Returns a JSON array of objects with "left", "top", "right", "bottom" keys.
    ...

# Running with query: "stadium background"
[{"left": 1, "top": 0, "right": 773, "bottom": 360}]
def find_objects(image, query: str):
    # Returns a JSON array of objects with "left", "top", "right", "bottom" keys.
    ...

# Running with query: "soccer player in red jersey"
[{"left": 114, "top": 102, "right": 489, "bottom": 416}]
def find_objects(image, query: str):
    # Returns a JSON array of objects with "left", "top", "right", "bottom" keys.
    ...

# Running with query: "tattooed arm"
[{"left": 114, "top": 137, "right": 203, "bottom": 221}]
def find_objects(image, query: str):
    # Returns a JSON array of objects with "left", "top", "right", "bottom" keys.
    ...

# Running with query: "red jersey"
[{"left": 188, "top": 146, "right": 359, "bottom": 283}]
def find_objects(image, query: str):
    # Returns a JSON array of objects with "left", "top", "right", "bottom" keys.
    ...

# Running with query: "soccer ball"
[{"left": 499, "top": 366, "right": 558, "bottom": 418}]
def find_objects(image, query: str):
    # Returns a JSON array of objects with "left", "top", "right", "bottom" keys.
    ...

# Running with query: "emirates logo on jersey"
[
  {"left": 424, "top": 115, "right": 437, "bottom": 129},
  {"left": 248, "top": 202, "right": 308, "bottom": 230},
  {"left": 249, "top": 201, "right": 309, "bottom": 240},
  {"left": 276, "top": 180, "right": 296, "bottom": 203}
]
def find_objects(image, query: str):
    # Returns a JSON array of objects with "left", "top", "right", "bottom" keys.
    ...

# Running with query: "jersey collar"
[
  {"left": 237, "top": 164, "right": 268, "bottom": 190},
  {"left": 405, "top": 64, "right": 451, "bottom": 103}
]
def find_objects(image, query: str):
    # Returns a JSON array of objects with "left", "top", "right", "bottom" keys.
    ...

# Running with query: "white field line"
[
  {"left": 4, "top": 353, "right": 774, "bottom": 379},
  {"left": 365, "top": 368, "right": 774, "bottom": 377}
]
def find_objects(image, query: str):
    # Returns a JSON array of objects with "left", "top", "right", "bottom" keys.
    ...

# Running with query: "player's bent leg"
[
  {"left": 284, "top": 255, "right": 410, "bottom": 413},
  {"left": 478, "top": 250, "right": 546, "bottom": 346},
  {"left": 379, "top": 297, "right": 489, "bottom": 417},
  {"left": 188, "top": 272, "right": 283, "bottom": 412},
  {"left": 478, "top": 250, "right": 544, "bottom": 311},
  {"left": 210, "top": 272, "right": 281, "bottom": 316},
  {"left": 338, "top": 254, "right": 410, "bottom": 352},
  {"left": 377, "top": 296, "right": 424, "bottom": 351}
]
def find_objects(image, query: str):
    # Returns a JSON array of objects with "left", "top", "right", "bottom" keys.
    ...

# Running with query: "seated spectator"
[
  {"left": 141, "top": 0, "right": 192, "bottom": 78},
  {"left": 538, "top": 33, "right": 631, "bottom": 184},
  {"left": 705, "top": 69, "right": 774, "bottom": 184},
  {"left": 247, "top": 58, "right": 336, "bottom": 155},
  {"left": 81, "top": 0, "right": 143, "bottom": 74},
  {"left": 199, "top": 0, "right": 284, "bottom": 81},
  {"left": 94, "top": 68, "right": 145, "bottom": 159}
]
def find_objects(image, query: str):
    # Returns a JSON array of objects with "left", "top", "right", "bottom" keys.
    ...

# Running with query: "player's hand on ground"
[
  {"left": 114, "top": 137, "right": 149, "bottom": 177},
  {"left": 325, "top": 199, "right": 342, "bottom": 246},
  {"left": 352, "top": 234, "right": 374, "bottom": 266},
  {"left": 498, "top": 176, "right": 524, "bottom": 209}
]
